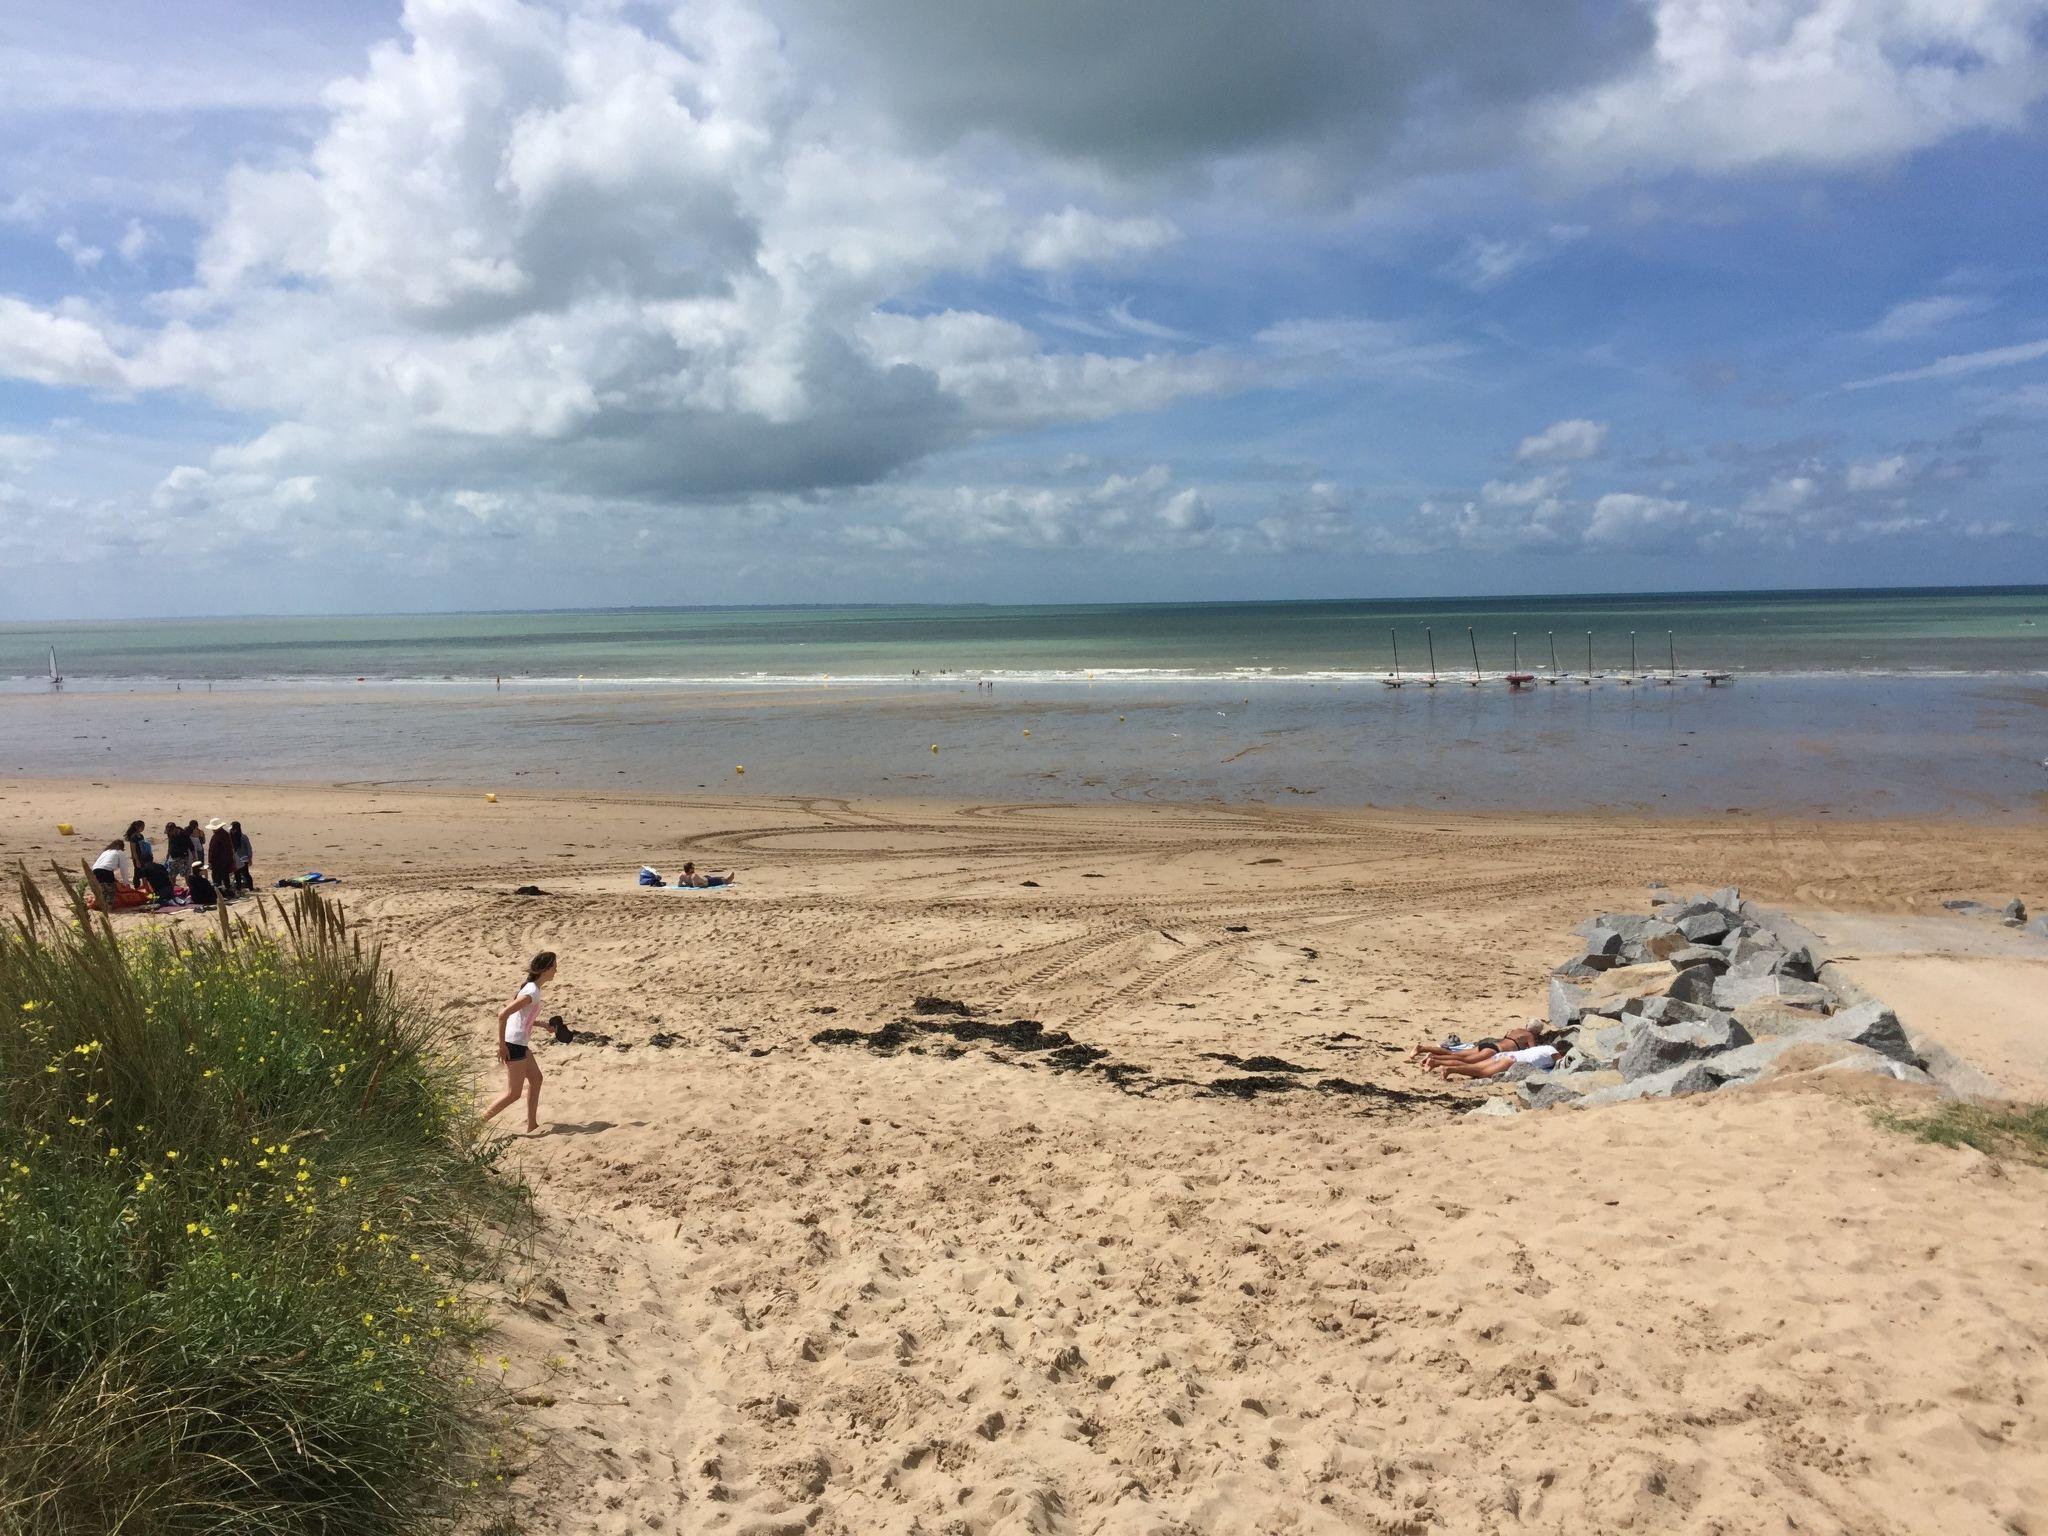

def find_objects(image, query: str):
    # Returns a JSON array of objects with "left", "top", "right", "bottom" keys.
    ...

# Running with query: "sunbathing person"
[
  {"left": 678, "top": 861, "right": 737, "bottom": 887},
  {"left": 1409, "top": 1024, "right": 1541, "bottom": 1065},
  {"left": 1430, "top": 1041, "right": 1563, "bottom": 1081}
]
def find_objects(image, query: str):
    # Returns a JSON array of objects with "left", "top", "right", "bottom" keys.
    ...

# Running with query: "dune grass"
[
  {"left": 1877, "top": 1101, "right": 2048, "bottom": 1167},
  {"left": 1, "top": 871, "right": 526, "bottom": 1534}
]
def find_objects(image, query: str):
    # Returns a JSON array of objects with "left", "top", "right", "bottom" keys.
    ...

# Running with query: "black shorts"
[{"left": 506, "top": 1043, "right": 529, "bottom": 1062}]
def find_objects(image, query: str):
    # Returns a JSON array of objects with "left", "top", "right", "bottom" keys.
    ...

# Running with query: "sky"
[{"left": 2, "top": 0, "right": 2046, "bottom": 619}]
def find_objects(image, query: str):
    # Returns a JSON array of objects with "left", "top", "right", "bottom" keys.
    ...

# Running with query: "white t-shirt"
[
  {"left": 93, "top": 847, "right": 132, "bottom": 883},
  {"left": 1504, "top": 1043, "right": 1559, "bottom": 1065},
  {"left": 505, "top": 981, "right": 540, "bottom": 1046}
]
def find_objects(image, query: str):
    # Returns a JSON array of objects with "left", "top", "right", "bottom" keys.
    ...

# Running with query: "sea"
[{"left": 5, "top": 588, "right": 2047, "bottom": 816}]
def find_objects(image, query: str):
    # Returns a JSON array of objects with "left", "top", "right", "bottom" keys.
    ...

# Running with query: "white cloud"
[
  {"left": 55, "top": 229, "right": 104, "bottom": 270},
  {"left": 0, "top": 297, "right": 132, "bottom": 389},
  {"left": 1845, "top": 336, "right": 2048, "bottom": 390},
  {"left": 1532, "top": 0, "right": 2048, "bottom": 180},
  {"left": 1514, "top": 418, "right": 1608, "bottom": 462},
  {"left": 1845, "top": 454, "right": 1908, "bottom": 491},
  {"left": 116, "top": 219, "right": 152, "bottom": 264},
  {"left": 1584, "top": 492, "right": 1690, "bottom": 545},
  {"left": 1442, "top": 224, "right": 1587, "bottom": 291},
  {"left": 0, "top": 433, "right": 54, "bottom": 473},
  {"left": 0, "top": 0, "right": 1280, "bottom": 520},
  {"left": 1018, "top": 209, "right": 1179, "bottom": 271},
  {"left": 1858, "top": 293, "right": 1990, "bottom": 343},
  {"left": 1744, "top": 474, "right": 1816, "bottom": 514},
  {"left": 1480, "top": 469, "right": 1568, "bottom": 506}
]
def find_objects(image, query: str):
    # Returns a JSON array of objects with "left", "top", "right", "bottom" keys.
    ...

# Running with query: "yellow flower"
[{"left": 362, "top": 1312, "right": 376, "bottom": 1325}]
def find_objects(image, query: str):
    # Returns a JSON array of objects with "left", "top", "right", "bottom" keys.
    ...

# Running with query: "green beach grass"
[
  {"left": 1878, "top": 1101, "right": 2048, "bottom": 1167},
  {"left": 1, "top": 873, "right": 526, "bottom": 1534}
]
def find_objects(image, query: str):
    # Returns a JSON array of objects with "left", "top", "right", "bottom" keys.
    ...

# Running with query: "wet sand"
[{"left": 3, "top": 779, "right": 2045, "bottom": 1533}]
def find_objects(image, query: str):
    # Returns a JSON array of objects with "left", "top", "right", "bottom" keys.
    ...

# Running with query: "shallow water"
[
  {"left": 8, "top": 587, "right": 2048, "bottom": 686},
  {"left": 6, "top": 673, "right": 2044, "bottom": 818}
]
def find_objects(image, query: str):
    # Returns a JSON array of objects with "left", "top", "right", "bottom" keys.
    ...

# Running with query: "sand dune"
[{"left": 3, "top": 780, "right": 2044, "bottom": 1532}]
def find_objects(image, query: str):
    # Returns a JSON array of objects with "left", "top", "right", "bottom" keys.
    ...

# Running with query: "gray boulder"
[
  {"left": 1667, "top": 945, "right": 1730, "bottom": 970},
  {"left": 1573, "top": 1058, "right": 1728, "bottom": 1108},
  {"left": 1678, "top": 911, "right": 1733, "bottom": 943},
  {"left": 1625, "top": 995, "right": 1727, "bottom": 1027},
  {"left": 1579, "top": 927, "right": 1624, "bottom": 969},
  {"left": 1666, "top": 964, "right": 1719, "bottom": 1006},
  {"left": 1793, "top": 1000, "right": 1917, "bottom": 1065},
  {"left": 1729, "top": 998, "right": 1833, "bottom": 1038},
  {"left": 1710, "top": 973, "right": 1834, "bottom": 1011},
  {"left": 1706, "top": 1033, "right": 1930, "bottom": 1087},
  {"left": 1617, "top": 1012, "right": 1752, "bottom": 1081},
  {"left": 1547, "top": 977, "right": 1588, "bottom": 1031},
  {"left": 2003, "top": 897, "right": 2027, "bottom": 927},
  {"left": 1634, "top": 921, "right": 1691, "bottom": 962},
  {"left": 1515, "top": 1071, "right": 1599, "bottom": 1110},
  {"left": 1566, "top": 1020, "right": 1634, "bottom": 1070},
  {"left": 1709, "top": 886, "right": 1742, "bottom": 912}
]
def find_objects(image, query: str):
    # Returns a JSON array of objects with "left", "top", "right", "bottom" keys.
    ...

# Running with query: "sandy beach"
[{"left": 5, "top": 779, "right": 2045, "bottom": 1533}]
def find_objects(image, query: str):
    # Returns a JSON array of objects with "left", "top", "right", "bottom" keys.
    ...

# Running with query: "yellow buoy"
[
  {"left": 56, "top": 822, "right": 74, "bottom": 836},
  {"left": 1021, "top": 729, "right": 1030, "bottom": 737},
  {"left": 484, "top": 793, "right": 497, "bottom": 803},
  {"left": 931, "top": 743, "right": 939, "bottom": 753},
  {"left": 1118, "top": 715, "right": 1125, "bottom": 722},
  {"left": 736, "top": 765, "right": 745, "bottom": 774}
]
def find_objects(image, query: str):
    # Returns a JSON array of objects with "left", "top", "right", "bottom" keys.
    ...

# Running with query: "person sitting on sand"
[
  {"left": 483, "top": 950, "right": 556, "bottom": 1136},
  {"left": 1409, "top": 1024, "right": 1542, "bottom": 1066},
  {"left": 678, "top": 861, "right": 736, "bottom": 888}
]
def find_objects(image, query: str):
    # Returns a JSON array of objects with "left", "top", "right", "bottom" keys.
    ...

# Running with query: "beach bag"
[{"left": 638, "top": 866, "right": 663, "bottom": 886}]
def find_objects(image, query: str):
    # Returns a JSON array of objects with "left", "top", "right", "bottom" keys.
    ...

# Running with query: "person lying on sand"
[
  {"left": 1409, "top": 1024, "right": 1541, "bottom": 1065},
  {"left": 1430, "top": 1041, "right": 1562, "bottom": 1081},
  {"left": 678, "top": 861, "right": 737, "bottom": 887}
]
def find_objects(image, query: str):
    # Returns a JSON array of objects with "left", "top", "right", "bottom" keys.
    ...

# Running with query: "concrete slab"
[{"left": 1786, "top": 910, "right": 2048, "bottom": 1098}]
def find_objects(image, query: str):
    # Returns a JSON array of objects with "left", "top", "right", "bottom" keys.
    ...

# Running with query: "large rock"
[
  {"left": 1709, "top": 886, "right": 1742, "bottom": 913},
  {"left": 1466, "top": 1099, "right": 1520, "bottom": 1118},
  {"left": 1710, "top": 973, "right": 1834, "bottom": 1011},
  {"left": 1677, "top": 911, "right": 1733, "bottom": 943},
  {"left": 1515, "top": 1071, "right": 1609, "bottom": 1110},
  {"left": 1624, "top": 995, "right": 1728, "bottom": 1027},
  {"left": 1547, "top": 976, "right": 1588, "bottom": 1031},
  {"left": 2003, "top": 897, "right": 2028, "bottom": 927},
  {"left": 1617, "top": 1012, "right": 1752, "bottom": 1081},
  {"left": 1572, "top": 1058, "right": 1727, "bottom": 1107},
  {"left": 1566, "top": 1020, "right": 1634, "bottom": 1070},
  {"left": 1791, "top": 1000, "right": 1917, "bottom": 1065},
  {"left": 1704, "top": 1034, "right": 1930, "bottom": 1087},
  {"left": 1729, "top": 998, "right": 1833, "bottom": 1038},
  {"left": 1579, "top": 962, "right": 1678, "bottom": 1009},
  {"left": 1579, "top": 927, "right": 1624, "bottom": 969},
  {"left": 1666, "top": 964, "right": 1719, "bottom": 1006},
  {"left": 1633, "top": 923, "right": 1691, "bottom": 962},
  {"left": 1667, "top": 944, "right": 1730, "bottom": 970}
]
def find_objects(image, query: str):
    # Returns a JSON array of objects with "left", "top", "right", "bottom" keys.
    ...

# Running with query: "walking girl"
[{"left": 482, "top": 951, "right": 556, "bottom": 1135}]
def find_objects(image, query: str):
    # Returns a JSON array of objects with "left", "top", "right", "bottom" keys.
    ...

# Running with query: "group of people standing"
[{"left": 89, "top": 817, "right": 254, "bottom": 909}]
